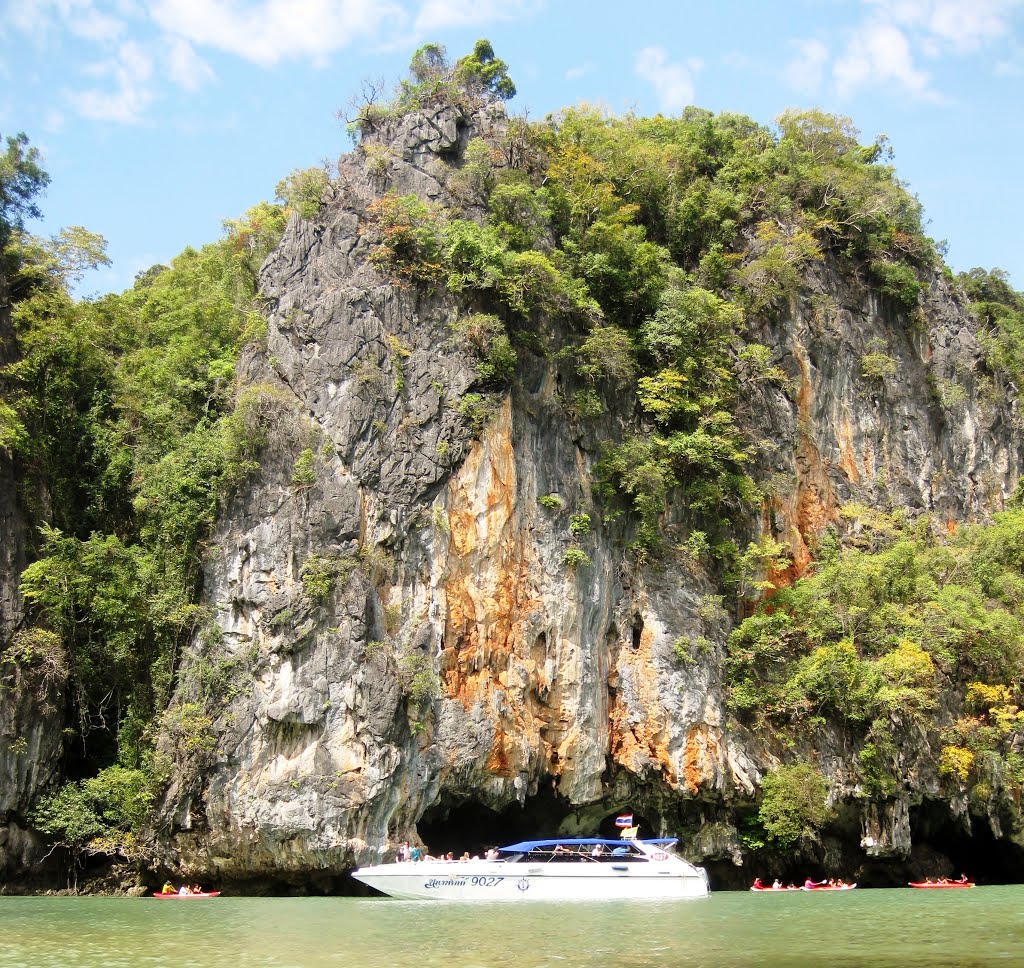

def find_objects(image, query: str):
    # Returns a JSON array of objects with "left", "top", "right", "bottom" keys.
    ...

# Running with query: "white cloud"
[
  {"left": 67, "top": 40, "right": 154, "bottom": 122},
  {"left": 566, "top": 63, "right": 592, "bottom": 81},
  {"left": 4, "top": 0, "right": 125, "bottom": 42},
  {"left": 864, "top": 0, "right": 1022, "bottom": 53},
  {"left": 834, "top": 21, "right": 938, "bottom": 98},
  {"left": 785, "top": 38, "right": 829, "bottom": 94},
  {"left": 165, "top": 36, "right": 215, "bottom": 91},
  {"left": 635, "top": 46, "right": 696, "bottom": 114},
  {"left": 150, "top": 0, "right": 407, "bottom": 66}
]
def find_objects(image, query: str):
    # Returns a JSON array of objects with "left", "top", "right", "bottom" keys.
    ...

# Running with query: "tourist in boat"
[
  {"left": 161, "top": 880, "right": 174, "bottom": 895},
  {"left": 752, "top": 877, "right": 763, "bottom": 889},
  {"left": 178, "top": 885, "right": 191, "bottom": 895},
  {"left": 771, "top": 879, "right": 782, "bottom": 890},
  {"left": 957, "top": 873, "right": 969, "bottom": 883},
  {"left": 591, "top": 844, "right": 604, "bottom": 858}
]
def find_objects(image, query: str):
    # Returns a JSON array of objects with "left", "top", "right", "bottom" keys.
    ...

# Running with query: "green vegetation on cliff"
[
  {"left": 728, "top": 505, "right": 1024, "bottom": 815},
  {"left": 2, "top": 139, "right": 293, "bottom": 856}
]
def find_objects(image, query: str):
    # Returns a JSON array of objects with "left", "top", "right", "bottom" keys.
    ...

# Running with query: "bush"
[
  {"left": 562, "top": 548, "right": 591, "bottom": 569},
  {"left": 757, "top": 763, "right": 830, "bottom": 847},
  {"left": 569, "top": 513, "right": 591, "bottom": 536},
  {"left": 31, "top": 765, "right": 156, "bottom": 875}
]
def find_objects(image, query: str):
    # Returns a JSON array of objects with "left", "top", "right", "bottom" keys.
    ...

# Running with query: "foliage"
[
  {"left": 959, "top": 267, "right": 1024, "bottom": 391},
  {"left": 0, "top": 131, "right": 49, "bottom": 246},
  {"left": 562, "top": 548, "right": 592, "bottom": 569},
  {"left": 301, "top": 554, "right": 356, "bottom": 604},
  {"left": 30, "top": 766, "right": 155, "bottom": 872},
  {"left": 6, "top": 198, "right": 287, "bottom": 786},
  {"left": 365, "top": 193, "right": 443, "bottom": 284},
  {"left": 757, "top": 763, "right": 830, "bottom": 847},
  {"left": 450, "top": 312, "right": 517, "bottom": 384},
  {"left": 453, "top": 39, "right": 516, "bottom": 100},
  {"left": 860, "top": 351, "right": 899, "bottom": 382},
  {"left": 275, "top": 166, "right": 331, "bottom": 220},
  {"left": 352, "top": 39, "right": 515, "bottom": 138},
  {"left": 569, "top": 513, "right": 591, "bottom": 536},
  {"left": 727, "top": 506, "right": 1024, "bottom": 807},
  {"left": 291, "top": 447, "right": 317, "bottom": 489}
]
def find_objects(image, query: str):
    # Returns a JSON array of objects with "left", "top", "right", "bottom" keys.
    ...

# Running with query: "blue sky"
[{"left": 3, "top": 0, "right": 1023, "bottom": 296}]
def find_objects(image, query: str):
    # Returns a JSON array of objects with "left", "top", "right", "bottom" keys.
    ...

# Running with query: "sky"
[{"left": 2, "top": 0, "right": 1023, "bottom": 297}]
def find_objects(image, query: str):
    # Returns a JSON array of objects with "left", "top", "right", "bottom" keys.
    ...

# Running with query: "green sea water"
[{"left": 1, "top": 887, "right": 1022, "bottom": 967}]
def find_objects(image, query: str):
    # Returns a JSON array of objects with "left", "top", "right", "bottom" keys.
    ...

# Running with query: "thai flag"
[{"left": 615, "top": 813, "right": 633, "bottom": 828}]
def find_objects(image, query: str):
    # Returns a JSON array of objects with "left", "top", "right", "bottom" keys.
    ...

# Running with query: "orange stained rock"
[
  {"left": 485, "top": 727, "right": 512, "bottom": 776},
  {"left": 861, "top": 439, "right": 876, "bottom": 481},
  {"left": 606, "top": 625, "right": 679, "bottom": 787},
  {"left": 838, "top": 414, "right": 861, "bottom": 483},
  {"left": 682, "top": 725, "right": 720, "bottom": 795},
  {"left": 794, "top": 339, "right": 812, "bottom": 422},
  {"left": 440, "top": 396, "right": 548, "bottom": 766}
]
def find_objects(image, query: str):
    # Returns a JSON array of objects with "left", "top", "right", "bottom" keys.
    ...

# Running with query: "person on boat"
[
  {"left": 161, "top": 880, "right": 175, "bottom": 895},
  {"left": 771, "top": 879, "right": 782, "bottom": 890},
  {"left": 410, "top": 845, "right": 422, "bottom": 862},
  {"left": 752, "top": 878, "right": 763, "bottom": 889},
  {"left": 591, "top": 844, "right": 604, "bottom": 858},
  {"left": 957, "top": 873, "right": 969, "bottom": 883},
  {"left": 178, "top": 885, "right": 191, "bottom": 895},
  {"left": 191, "top": 884, "right": 203, "bottom": 894}
]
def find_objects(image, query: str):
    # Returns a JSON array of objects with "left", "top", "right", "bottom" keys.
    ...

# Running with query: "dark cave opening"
[
  {"left": 909, "top": 799, "right": 1024, "bottom": 884},
  {"left": 417, "top": 788, "right": 651, "bottom": 858}
]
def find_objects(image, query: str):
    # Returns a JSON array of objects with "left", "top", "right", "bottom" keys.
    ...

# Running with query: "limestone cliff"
[{"left": 152, "top": 100, "right": 1022, "bottom": 891}]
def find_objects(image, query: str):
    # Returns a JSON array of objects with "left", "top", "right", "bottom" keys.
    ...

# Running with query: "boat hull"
[{"left": 352, "top": 861, "right": 709, "bottom": 901}]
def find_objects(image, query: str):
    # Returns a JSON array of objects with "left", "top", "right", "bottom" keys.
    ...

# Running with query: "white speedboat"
[{"left": 351, "top": 837, "right": 710, "bottom": 900}]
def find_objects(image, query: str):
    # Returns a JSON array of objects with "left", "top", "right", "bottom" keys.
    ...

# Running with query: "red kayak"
[
  {"left": 802, "top": 883, "right": 856, "bottom": 891},
  {"left": 153, "top": 891, "right": 221, "bottom": 898},
  {"left": 908, "top": 882, "right": 974, "bottom": 889}
]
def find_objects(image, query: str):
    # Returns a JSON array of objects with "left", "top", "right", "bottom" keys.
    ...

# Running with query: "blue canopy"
[{"left": 499, "top": 838, "right": 677, "bottom": 853}]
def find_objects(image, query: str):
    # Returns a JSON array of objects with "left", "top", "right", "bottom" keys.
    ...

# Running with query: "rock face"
[{"left": 153, "top": 100, "right": 1022, "bottom": 890}]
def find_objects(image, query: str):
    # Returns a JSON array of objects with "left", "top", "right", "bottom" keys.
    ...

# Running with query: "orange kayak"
[{"left": 908, "top": 882, "right": 974, "bottom": 889}]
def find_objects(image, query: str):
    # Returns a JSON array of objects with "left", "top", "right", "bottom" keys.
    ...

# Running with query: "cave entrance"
[
  {"left": 910, "top": 799, "right": 1024, "bottom": 884},
  {"left": 417, "top": 789, "right": 656, "bottom": 857}
]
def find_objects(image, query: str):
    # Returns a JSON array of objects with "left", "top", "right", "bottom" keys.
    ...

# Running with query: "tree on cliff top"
[
  {"left": 1, "top": 132, "right": 49, "bottom": 246},
  {"left": 346, "top": 39, "right": 516, "bottom": 139}
]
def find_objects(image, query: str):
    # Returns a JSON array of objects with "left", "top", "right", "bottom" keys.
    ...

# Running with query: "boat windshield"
[{"left": 510, "top": 842, "right": 648, "bottom": 863}]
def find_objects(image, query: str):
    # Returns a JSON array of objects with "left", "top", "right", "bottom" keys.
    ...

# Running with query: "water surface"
[{"left": 2, "top": 887, "right": 1022, "bottom": 967}]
